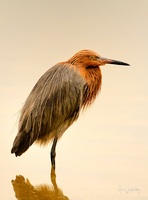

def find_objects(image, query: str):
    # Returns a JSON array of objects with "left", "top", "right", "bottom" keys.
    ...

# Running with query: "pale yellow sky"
[{"left": 0, "top": 0, "right": 148, "bottom": 199}]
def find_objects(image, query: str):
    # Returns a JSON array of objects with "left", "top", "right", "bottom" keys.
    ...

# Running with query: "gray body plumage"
[{"left": 11, "top": 63, "right": 86, "bottom": 156}]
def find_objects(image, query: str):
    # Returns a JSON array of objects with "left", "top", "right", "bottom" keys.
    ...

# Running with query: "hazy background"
[{"left": 0, "top": 0, "right": 148, "bottom": 199}]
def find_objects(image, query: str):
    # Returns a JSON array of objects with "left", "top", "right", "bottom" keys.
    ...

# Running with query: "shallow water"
[{"left": 1, "top": 104, "right": 148, "bottom": 200}]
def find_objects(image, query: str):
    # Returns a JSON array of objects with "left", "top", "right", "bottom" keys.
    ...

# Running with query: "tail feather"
[{"left": 11, "top": 131, "right": 35, "bottom": 156}]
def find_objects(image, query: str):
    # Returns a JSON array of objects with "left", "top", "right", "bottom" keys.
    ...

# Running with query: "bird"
[{"left": 11, "top": 49, "right": 129, "bottom": 169}]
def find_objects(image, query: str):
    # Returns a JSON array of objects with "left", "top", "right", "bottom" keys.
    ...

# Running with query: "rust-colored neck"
[
  {"left": 66, "top": 49, "right": 102, "bottom": 108},
  {"left": 78, "top": 66, "right": 102, "bottom": 108}
]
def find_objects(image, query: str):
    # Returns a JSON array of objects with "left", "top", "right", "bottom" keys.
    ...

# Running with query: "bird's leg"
[{"left": 50, "top": 137, "right": 57, "bottom": 169}]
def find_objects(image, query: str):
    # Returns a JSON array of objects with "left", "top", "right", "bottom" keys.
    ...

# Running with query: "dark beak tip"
[
  {"left": 123, "top": 63, "right": 130, "bottom": 66},
  {"left": 123, "top": 62, "right": 130, "bottom": 66},
  {"left": 110, "top": 60, "right": 130, "bottom": 66}
]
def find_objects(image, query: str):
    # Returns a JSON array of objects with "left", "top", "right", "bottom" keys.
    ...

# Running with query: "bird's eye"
[{"left": 90, "top": 56, "right": 94, "bottom": 60}]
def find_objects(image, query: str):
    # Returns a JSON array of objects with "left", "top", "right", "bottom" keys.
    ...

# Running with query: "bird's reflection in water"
[{"left": 11, "top": 167, "right": 69, "bottom": 200}]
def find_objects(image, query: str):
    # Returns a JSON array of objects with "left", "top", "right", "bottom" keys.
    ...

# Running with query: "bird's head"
[
  {"left": 67, "top": 49, "right": 130, "bottom": 108},
  {"left": 67, "top": 49, "right": 130, "bottom": 68}
]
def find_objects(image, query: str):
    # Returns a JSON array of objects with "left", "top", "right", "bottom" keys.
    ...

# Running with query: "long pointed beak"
[{"left": 99, "top": 57, "right": 130, "bottom": 66}]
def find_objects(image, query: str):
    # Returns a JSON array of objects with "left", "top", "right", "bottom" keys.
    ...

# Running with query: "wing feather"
[{"left": 11, "top": 63, "right": 86, "bottom": 155}]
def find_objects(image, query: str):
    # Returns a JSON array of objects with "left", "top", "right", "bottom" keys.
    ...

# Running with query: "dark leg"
[{"left": 50, "top": 137, "right": 57, "bottom": 169}]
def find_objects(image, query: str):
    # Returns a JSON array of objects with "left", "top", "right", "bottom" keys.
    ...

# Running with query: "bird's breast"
[{"left": 78, "top": 67, "right": 102, "bottom": 108}]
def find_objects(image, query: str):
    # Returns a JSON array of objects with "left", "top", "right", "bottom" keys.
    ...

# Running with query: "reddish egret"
[{"left": 11, "top": 49, "right": 129, "bottom": 168}]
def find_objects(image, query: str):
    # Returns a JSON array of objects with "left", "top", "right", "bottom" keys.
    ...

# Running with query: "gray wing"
[{"left": 11, "top": 63, "right": 86, "bottom": 156}]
